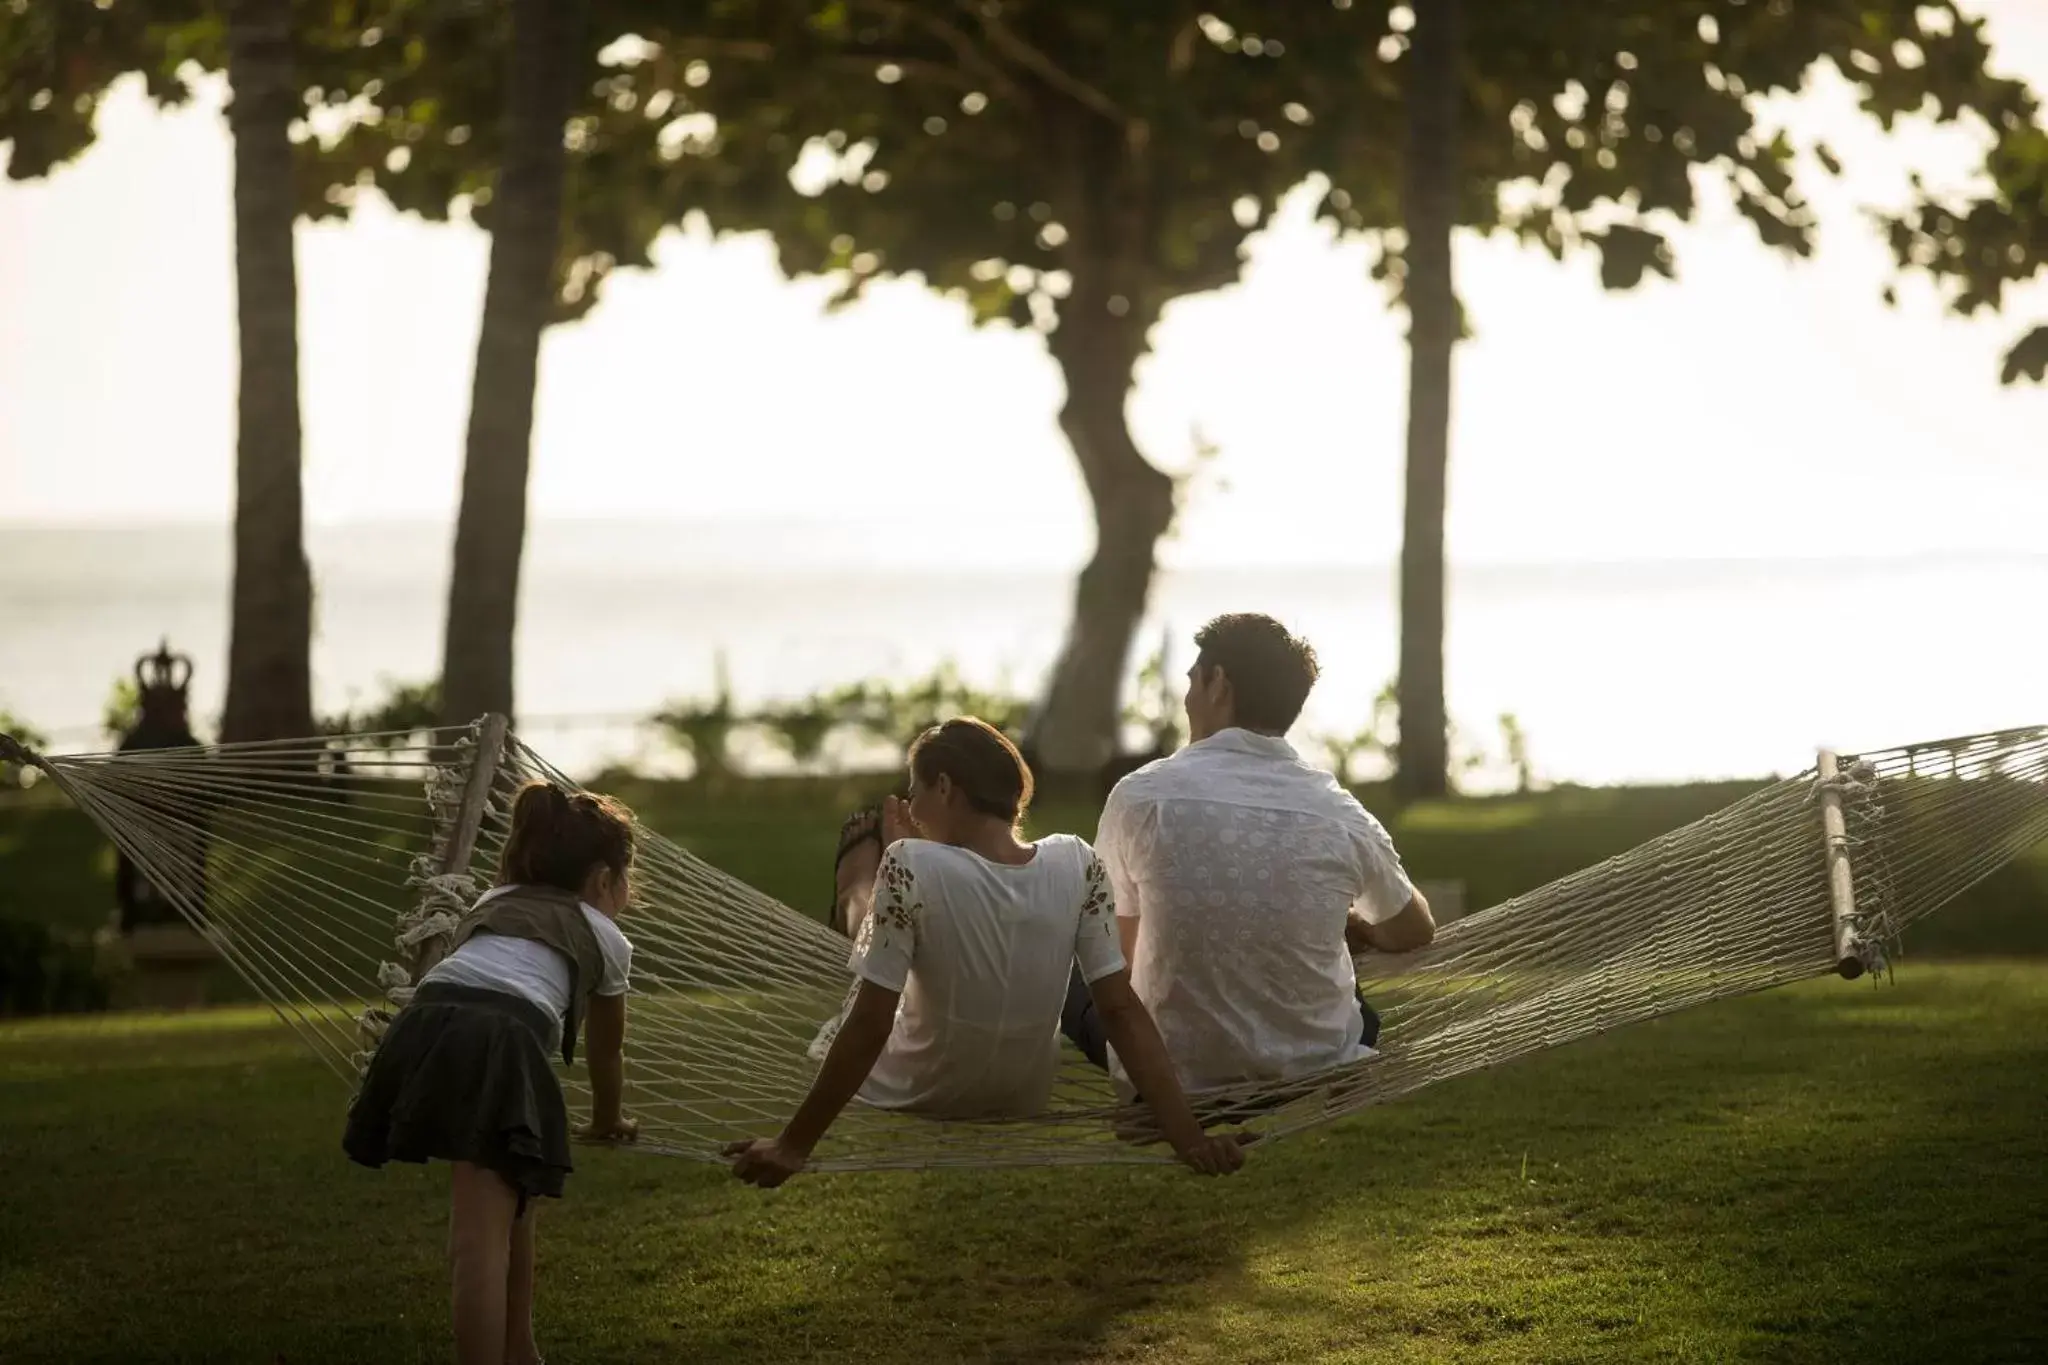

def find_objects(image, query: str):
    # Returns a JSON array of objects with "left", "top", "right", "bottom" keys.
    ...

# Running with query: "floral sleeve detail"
[
  {"left": 872, "top": 847, "right": 922, "bottom": 935},
  {"left": 847, "top": 846, "right": 921, "bottom": 995},
  {"left": 1073, "top": 848, "right": 1125, "bottom": 983},
  {"left": 1080, "top": 852, "right": 1116, "bottom": 922}
]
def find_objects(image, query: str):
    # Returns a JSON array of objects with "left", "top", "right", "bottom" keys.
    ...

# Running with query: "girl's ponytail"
[{"left": 497, "top": 780, "right": 634, "bottom": 892}]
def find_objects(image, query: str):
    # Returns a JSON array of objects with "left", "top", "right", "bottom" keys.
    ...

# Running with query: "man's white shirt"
[{"left": 1095, "top": 728, "right": 1415, "bottom": 1094}]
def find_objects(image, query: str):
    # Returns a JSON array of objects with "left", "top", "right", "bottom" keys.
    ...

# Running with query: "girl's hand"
[
  {"left": 577, "top": 1115, "right": 640, "bottom": 1144},
  {"left": 723, "top": 1137, "right": 809, "bottom": 1188},
  {"left": 1174, "top": 1131, "right": 1249, "bottom": 1176}
]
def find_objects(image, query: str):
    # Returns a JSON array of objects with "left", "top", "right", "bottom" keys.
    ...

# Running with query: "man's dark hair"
[{"left": 1193, "top": 613, "right": 1320, "bottom": 734}]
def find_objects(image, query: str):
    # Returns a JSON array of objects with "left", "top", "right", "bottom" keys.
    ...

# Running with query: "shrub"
[
  {"left": 320, "top": 678, "right": 442, "bottom": 745},
  {"left": 651, "top": 654, "right": 741, "bottom": 781},
  {"left": 0, "top": 916, "right": 110, "bottom": 1017},
  {"left": 0, "top": 709, "right": 49, "bottom": 791}
]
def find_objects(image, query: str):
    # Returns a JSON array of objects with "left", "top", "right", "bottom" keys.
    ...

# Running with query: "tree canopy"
[
  {"left": 1880, "top": 86, "right": 2048, "bottom": 383},
  {"left": 8, "top": 2, "right": 2039, "bottom": 377},
  {"left": 1, "top": 0, "right": 208, "bottom": 181},
  {"left": 286, "top": 0, "right": 2044, "bottom": 772},
  {"left": 405, "top": 3, "right": 2038, "bottom": 357}
]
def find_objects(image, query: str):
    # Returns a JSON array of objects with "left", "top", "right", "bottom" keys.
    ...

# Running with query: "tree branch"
[
  {"left": 1168, "top": 17, "right": 1199, "bottom": 76},
  {"left": 957, "top": 0, "right": 1128, "bottom": 126},
  {"left": 664, "top": 37, "right": 978, "bottom": 92},
  {"left": 660, "top": 37, "right": 775, "bottom": 62},
  {"left": 848, "top": 0, "right": 1029, "bottom": 105}
]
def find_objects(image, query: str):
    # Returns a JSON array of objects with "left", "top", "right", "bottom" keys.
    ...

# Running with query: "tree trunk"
[
  {"left": 219, "top": 0, "right": 314, "bottom": 745},
  {"left": 1394, "top": 0, "right": 1461, "bottom": 803},
  {"left": 1027, "top": 103, "right": 1174, "bottom": 779},
  {"left": 1032, "top": 296, "right": 1174, "bottom": 776},
  {"left": 438, "top": 0, "right": 580, "bottom": 727}
]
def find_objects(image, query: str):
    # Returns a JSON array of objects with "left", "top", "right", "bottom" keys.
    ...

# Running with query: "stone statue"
[{"left": 114, "top": 641, "right": 205, "bottom": 933}]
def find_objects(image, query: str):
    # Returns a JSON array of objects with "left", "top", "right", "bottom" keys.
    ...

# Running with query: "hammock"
[{"left": 3, "top": 717, "right": 2045, "bottom": 1172}]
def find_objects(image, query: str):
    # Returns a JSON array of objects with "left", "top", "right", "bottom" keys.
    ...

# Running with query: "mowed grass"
[{"left": 3, "top": 963, "right": 2045, "bottom": 1363}]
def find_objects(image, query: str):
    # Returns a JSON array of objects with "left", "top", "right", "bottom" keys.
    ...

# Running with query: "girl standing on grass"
[{"left": 345, "top": 780, "right": 640, "bottom": 1365}]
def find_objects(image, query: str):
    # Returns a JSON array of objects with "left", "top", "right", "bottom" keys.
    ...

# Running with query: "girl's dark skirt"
[{"left": 343, "top": 981, "right": 574, "bottom": 1206}]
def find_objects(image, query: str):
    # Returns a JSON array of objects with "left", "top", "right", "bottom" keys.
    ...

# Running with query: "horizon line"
[{"left": 2, "top": 517, "right": 2042, "bottom": 573}]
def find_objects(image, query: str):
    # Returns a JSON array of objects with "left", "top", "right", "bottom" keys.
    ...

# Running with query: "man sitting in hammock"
[{"left": 1061, "top": 613, "right": 1437, "bottom": 1108}]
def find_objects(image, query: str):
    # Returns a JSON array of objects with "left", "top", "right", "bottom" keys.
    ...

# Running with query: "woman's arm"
[
  {"left": 727, "top": 979, "right": 900, "bottom": 1187},
  {"left": 1087, "top": 970, "right": 1245, "bottom": 1176},
  {"left": 579, "top": 990, "right": 637, "bottom": 1141}
]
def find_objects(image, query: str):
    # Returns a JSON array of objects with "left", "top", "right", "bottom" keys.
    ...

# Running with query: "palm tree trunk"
[
  {"left": 439, "top": 0, "right": 581, "bottom": 727},
  {"left": 219, "top": 0, "right": 314, "bottom": 745},
  {"left": 1394, "top": 0, "right": 1461, "bottom": 803},
  {"left": 1032, "top": 295, "right": 1174, "bottom": 777}
]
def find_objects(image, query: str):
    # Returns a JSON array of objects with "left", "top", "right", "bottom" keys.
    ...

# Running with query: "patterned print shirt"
[{"left": 828, "top": 832, "right": 1125, "bottom": 1117}]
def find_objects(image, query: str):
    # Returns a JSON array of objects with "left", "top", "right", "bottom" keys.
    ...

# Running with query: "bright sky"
[{"left": 2, "top": 5, "right": 2045, "bottom": 570}]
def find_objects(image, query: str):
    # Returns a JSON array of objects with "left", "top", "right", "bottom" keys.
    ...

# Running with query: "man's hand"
[
  {"left": 723, "top": 1137, "right": 810, "bottom": 1188},
  {"left": 1348, "top": 891, "right": 1435, "bottom": 955},
  {"left": 577, "top": 1115, "right": 640, "bottom": 1145},
  {"left": 1173, "top": 1131, "right": 1250, "bottom": 1176},
  {"left": 1344, "top": 913, "right": 1374, "bottom": 955}
]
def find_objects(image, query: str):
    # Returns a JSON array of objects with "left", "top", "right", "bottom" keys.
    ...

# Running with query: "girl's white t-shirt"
[
  {"left": 420, "top": 884, "right": 633, "bottom": 1052},
  {"left": 819, "top": 833, "right": 1126, "bottom": 1119}
]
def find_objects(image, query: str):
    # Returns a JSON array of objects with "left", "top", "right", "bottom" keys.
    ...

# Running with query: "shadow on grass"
[
  {"left": 613, "top": 968, "right": 2048, "bottom": 1364},
  {"left": 1164, "top": 966, "right": 2048, "bottom": 1364},
  {"left": 2, "top": 966, "right": 2043, "bottom": 1364},
  {"left": 1622, "top": 974, "right": 2048, "bottom": 1364}
]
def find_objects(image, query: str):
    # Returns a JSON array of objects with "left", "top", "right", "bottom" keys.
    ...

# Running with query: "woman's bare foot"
[
  {"left": 832, "top": 809, "right": 883, "bottom": 938},
  {"left": 879, "top": 794, "right": 918, "bottom": 846}
]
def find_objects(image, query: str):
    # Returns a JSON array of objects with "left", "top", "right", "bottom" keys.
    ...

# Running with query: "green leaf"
[{"left": 2001, "top": 325, "right": 2048, "bottom": 385}]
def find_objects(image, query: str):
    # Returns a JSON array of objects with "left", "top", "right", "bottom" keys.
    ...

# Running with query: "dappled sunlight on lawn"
[{"left": 2, "top": 965, "right": 2043, "bottom": 1362}]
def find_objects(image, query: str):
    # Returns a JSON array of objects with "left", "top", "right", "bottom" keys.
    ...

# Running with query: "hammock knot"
[
  {"left": 1837, "top": 913, "right": 1892, "bottom": 980},
  {"left": 1809, "top": 760, "right": 1878, "bottom": 804},
  {"left": 423, "top": 734, "right": 478, "bottom": 811},
  {"left": 396, "top": 908, "right": 461, "bottom": 951},
  {"left": 354, "top": 1002, "right": 400, "bottom": 1073},
  {"left": 0, "top": 732, "right": 50, "bottom": 773},
  {"left": 405, "top": 868, "right": 479, "bottom": 915},
  {"left": 357, "top": 1005, "right": 394, "bottom": 1042}
]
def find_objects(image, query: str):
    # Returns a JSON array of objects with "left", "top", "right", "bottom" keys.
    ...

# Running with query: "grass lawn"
[{"left": 3, "top": 962, "right": 2045, "bottom": 1363}]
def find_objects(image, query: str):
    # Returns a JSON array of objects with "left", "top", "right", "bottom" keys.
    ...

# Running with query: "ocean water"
[{"left": 1, "top": 522, "right": 2041, "bottom": 787}]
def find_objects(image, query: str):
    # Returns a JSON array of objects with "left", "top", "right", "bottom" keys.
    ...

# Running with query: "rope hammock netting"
[{"left": 4, "top": 717, "right": 2046, "bottom": 1172}]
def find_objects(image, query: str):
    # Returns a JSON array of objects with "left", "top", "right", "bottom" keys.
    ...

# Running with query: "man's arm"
[
  {"left": 1346, "top": 889, "right": 1435, "bottom": 955},
  {"left": 1341, "top": 803, "right": 1434, "bottom": 955},
  {"left": 1096, "top": 789, "right": 1146, "bottom": 968}
]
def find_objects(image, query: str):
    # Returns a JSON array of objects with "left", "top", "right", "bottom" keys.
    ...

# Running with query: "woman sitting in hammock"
[{"left": 726, "top": 717, "right": 1245, "bottom": 1186}]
